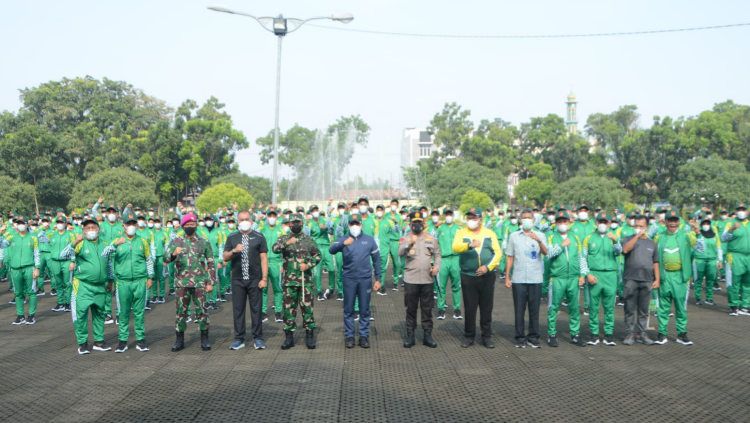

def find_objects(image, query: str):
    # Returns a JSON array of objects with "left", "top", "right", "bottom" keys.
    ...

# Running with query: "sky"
[{"left": 1, "top": 0, "right": 749, "bottom": 186}]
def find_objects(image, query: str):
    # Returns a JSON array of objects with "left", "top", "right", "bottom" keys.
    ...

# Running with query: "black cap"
[{"left": 81, "top": 218, "right": 99, "bottom": 227}]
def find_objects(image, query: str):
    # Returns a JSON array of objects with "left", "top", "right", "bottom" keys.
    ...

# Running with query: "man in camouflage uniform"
[
  {"left": 165, "top": 213, "right": 216, "bottom": 352},
  {"left": 272, "top": 213, "right": 322, "bottom": 350}
]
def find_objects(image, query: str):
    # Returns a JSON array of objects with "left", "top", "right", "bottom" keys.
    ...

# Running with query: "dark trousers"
[
  {"left": 512, "top": 283, "right": 541, "bottom": 343},
  {"left": 232, "top": 278, "right": 263, "bottom": 341},
  {"left": 404, "top": 282, "right": 434, "bottom": 332},
  {"left": 461, "top": 271, "right": 495, "bottom": 339},
  {"left": 623, "top": 279, "right": 652, "bottom": 335},
  {"left": 343, "top": 277, "right": 371, "bottom": 338}
]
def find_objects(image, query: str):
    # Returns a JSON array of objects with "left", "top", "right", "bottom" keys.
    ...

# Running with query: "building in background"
[{"left": 566, "top": 92, "right": 578, "bottom": 135}]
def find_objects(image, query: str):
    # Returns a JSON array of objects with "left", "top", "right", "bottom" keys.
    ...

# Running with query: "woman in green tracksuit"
[
  {"left": 1, "top": 216, "right": 41, "bottom": 325},
  {"left": 694, "top": 216, "right": 721, "bottom": 305}
]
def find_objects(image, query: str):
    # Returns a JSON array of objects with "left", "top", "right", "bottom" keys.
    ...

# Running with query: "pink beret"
[{"left": 181, "top": 213, "right": 197, "bottom": 227}]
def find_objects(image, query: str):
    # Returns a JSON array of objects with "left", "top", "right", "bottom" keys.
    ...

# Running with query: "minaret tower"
[{"left": 565, "top": 92, "right": 578, "bottom": 135}]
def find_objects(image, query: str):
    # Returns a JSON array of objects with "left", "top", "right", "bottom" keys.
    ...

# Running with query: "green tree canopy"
[
  {"left": 459, "top": 189, "right": 494, "bottom": 214},
  {"left": 68, "top": 168, "right": 158, "bottom": 210},
  {"left": 514, "top": 163, "right": 554, "bottom": 207},
  {"left": 196, "top": 183, "right": 254, "bottom": 214},
  {"left": 211, "top": 172, "right": 272, "bottom": 204},
  {"left": 0, "top": 175, "right": 36, "bottom": 216},
  {"left": 550, "top": 176, "right": 632, "bottom": 209},
  {"left": 405, "top": 158, "right": 507, "bottom": 207},
  {"left": 668, "top": 157, "right": 750, "bottom": 208}
]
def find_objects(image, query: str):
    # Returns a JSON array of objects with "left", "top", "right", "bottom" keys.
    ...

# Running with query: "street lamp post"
[{"left": 207, "top": 6, "right": 354, "bottom": 205}]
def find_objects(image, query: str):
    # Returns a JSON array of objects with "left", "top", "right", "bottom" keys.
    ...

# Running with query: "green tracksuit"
[
  {"left": 384, "top": 211, "right": 404, "bottom": 286},
  {"left": 261, "top": 222, "right": 285, "bottom": 314},
  {"left": 616, "top": 225, "right": 636, "bottom": 299},
  {"left": 149, "top": 228, "right": 168, "bottom": 299},
  {"left": 573, "top": 220, "right": 595, "bottom": 310},
  {"left": 436, "top": 221, "right": 461, "bottom": 312},
  {"left": 307, "top": 217, "right": 335, "bottom": 295},
  {"left": 723, "top": 219, "right": 750, "bottom": 309},
  {"left": 35, "top": 227, "right": 52, "bottom": 293},
  {"left": 582, "top": 232, "right": 621, "bottom": 337},
  {"left": 104, "top": 235, "right": 154, "bottom": 342},
  {"left": 694, "top": 233, "right": 721, "bottom": 302},
  {"left": 205, "top": 226, "right": 225, "bottom": 303},
  {"left": 655, "top": 230, "right": 695, "bottom": 335},
  {"left": 218, "top": 225, "right": 232, "bottom": 294},
  {"left": 547, "top": 231, "right": 583, "bottom": 337},
  {"left": 47, "top": 230, "right": 76, "bottom": 307},
  {"left": 331, "top": 214, "right": 348, "bottom": 296},
  {"left": 2, "top": 231, "right": 41, "bottom": 317},
  {"left": 66, "top": 238, "right": 111, "bottom": 346}
]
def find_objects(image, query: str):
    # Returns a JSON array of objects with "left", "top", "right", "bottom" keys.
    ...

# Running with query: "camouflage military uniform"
[
  {"left": 166, "top": 235, "right": 216, "bottom": 332},
  {"left": 272, "top": 230, "right": 322, "bottom": 332}
]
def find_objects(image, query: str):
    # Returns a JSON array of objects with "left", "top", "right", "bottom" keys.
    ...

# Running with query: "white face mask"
[
  {"left": 497, "top": 215, "right": 505, "bottom": 221},
  {"left": 312, "top": 211, "right": 320, "bottom": 219},
  {"left": 390, "top": 205, "right": 397, "bottom": 212},
  {"left": 597, "top": 223, "right": 608, "bottom": 233},
  {"left": 533, "top": 213, "right": 541, "bottom": 221},
  {"left": 155, "top": 223, "right": 162, "bottom": 229},
  {"left": 705, "top": 214, "right": 713, "bottom": 221},
  {"left": 198, "top": 221, "right": 205, "bottom": 227},
  {"left": 16, "top": 224, "right": 27, "bottom": 232},
  {"left": 238, "top": 221, "right": 253, "bottom": 232},
  {"left": 228, "top": 223, "right": 236, "bottom": 229},
  {"left": 445, "top": 216, "right": 454, "bottom": 224},
  {"left": 521, "top": 219, "right": 534, "bottom": 231},
  {"left": 138, "top": 221, "right": 146, "bottom": 228},
  {"left": 375, "top": 211, "right": 383, "bottom": 218},
  {"left": 701, "top": 224, "right": 711, "bottom": 232},
  {"left": 351, "top": 209, "right": 360, "bottom": 216},
  {"left": 578, "top": 212, "right": 589, "bottom": 221},
  {"left": 432, "top": 216, "right": 439, "bottom": 223},
  {"left": 737, "top": 211, "right": 747, "bottom": 220},
  {"left": 720, "top": 215, "right": 728, "bottom": 220},
  {"left": 547, "top": 214, "right": 555, "bottom": 221},
  {"left": 172, "top": 222, "right": 179, "bottom": 228},
  {"left": 358, "top": 206, "right": 368, "bottom": 214},
  {"left": 267, "top": 217, "right": 277, "bottom": 226},
  {"left": 85, "top": 230, "right": 98, "bottom": 240},
  {"left": 466, "top": 220, "right": 479, "bottom": 230},
  {"left": 330, "top": 211, "right": 339, "bottom": 218},
  {"left": 349, "top": 225, "right": 362, "bottom": 237},
  {"left": 147, "top": 223, "right": 154, "bottom": 228},
  {"left": 557, "top": 224, "right": 569, "bottom": 233},
  {"left": 205, "top": 221, "right": 214, "bottom": 227},
  {"left": 610, "top": 223, "right": 619, "bottom": 229},
  {"left": 510, "top": 218, "right": 518, "bottom": 225},
  {"left": 42, "top": 222, "right": 50, "bottom": 228},
  {"left": 220, "top": 218, "right": 226, "bottom": 224},
  {"left": 126, "top": 226, "right": 137, "bottom": 236},
  {"left": 628, "top": 219, "right": 636, "bottom": 227},
  {"left": 108, "top": 214, "right": 117, "bottom": 222},
  {"left": 56, "top": 223, "right": 65, "bottom": 231}
]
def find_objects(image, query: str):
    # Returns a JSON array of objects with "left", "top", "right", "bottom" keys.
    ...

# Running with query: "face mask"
[
  {"left": 338, "top": 209, "right": 346, "bottom": 215},
  {"left": 521, "top": 219, "right": 534, "bottom": 231},
  {"left": 705, "top": 214, "right": 713, "bottom": 221},
  {"left": 375, "top": 211, "right": 383, "bottom": 218},
  {"left": 720, "top": 215, "right": 728, "bottom": 221},
  {"left": 330, "top": 211, "right": 339, "bottom": 218},
  {"left": 358, "top": 206, "right": 368, "bottom": 214},
  {"left": 238, "top": 221, "right": 252, "bottom": 232},
  {"left": 466, "top": 220, "right": 479, "bottom": 230},
  {"left": 737, "top": 211, "right": 747, "bottom": 220},
  {"left": 16, "top": 224, "right": 27, "bottom": 232},
  {"left": 220, "top": 218, "right": 226, "bottom": 224},
  {"left": 228, "top": 223, "right": 236, "bottom": 229},
  {"left": 148, "top": 223, "right": 154, "bottom": 228},
  {"left": 610, "top": 223, "right": 619, "bottom": 229},
  {"left": 411, "top": 222, "right": 424, "bottom": 234},
  {"left": 312, "top": 211, "right": 320, "bottom": 219},
  {"left": 198, "top": 221, "right": 205, "bottom": 227},
  {"left": 351, "top": 209, "right": 360, "bottom": 216},
  {"left": 390, "top": 205, "right": 397, "bottom": 212},
  {"left": 533, "top": 213, "right": 541, "bottom": 221},
  {"left": 148, "top": 212, "right": 154, "bottom": 217},
  {"left": 510, "top": 218, "right": 518, "bottom": 225},
  {"left": 126, "top": 226, "right": 137, "bottom": 236},
  {"left": 41, "top": 222, "right": 49, "bottom": 229},
  {"left": 578, "top": 212, "right": 589, "bottom": 221},
  {"left": 267, "top": 217, "right": 277, "bottom": 226},
  {"left": 183, "top": 227, "right": 196, "bottom": 236},
  {"left": 349, "top": 225, "right": 362, "bottom": 237},
  {"left": 30, "top": 226, "right": 38, "bottom": 232},
  {"left": 138, "top": 221, "right": 145, "bottom": 228},
  {"left": 628, "top": 219, "right": 636, "bottom": 227},
  {"left": 597, "top": 223, "right": 608, "bottom": 233},
  {"left": 108, "top": 214, "right": 116, "bottom": 222},
  {"left": 205, "top": 221, "right": 214, "bottom": 227},
  {"left": 56, "top": 223, "right": 65, "bottom": 231},
  {"left": 400, "top": 214, "right": 407, "bottom": 220},
  {"left": 431, "top": 216, "right": 439, "bottom": 224},
  {"left": 658, "top": 214, "right": 666, "bottom": 221},
  {"left": 497, "top": 215, "right": 505, "bottom": 221},
  {"left": 557, "top": 224, "right": 569, "bottom": 233},
  {"left": 701, "top": 225, "right": 711, "bottom": 232},
  {"left": 172, "top": 222, "right": 179, "bottom": 228},
  {"left": 547, "top": 214, "right": 555, "bottom": 221},
  {"left": 445, "top": 216, "right": 454, "bottom": 224},
  {"left": 290, "top": 223, "right": 303, "bottom": 234},
  {"left": 85, "top": 230, "right": 98, "bottom": 240},
  {"left": 155, "top": 223, "right": 162, "bottom": 229}
]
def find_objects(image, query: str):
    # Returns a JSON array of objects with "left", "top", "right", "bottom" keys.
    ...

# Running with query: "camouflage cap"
[
  {"left": 595, "top": 212, "right": 611, "bottom": 222},
  {"left": 289, "top": 213, "right": 304, "bottom": 222}
]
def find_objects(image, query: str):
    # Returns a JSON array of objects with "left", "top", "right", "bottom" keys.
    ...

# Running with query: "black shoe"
[
  {"left": 376, "top": 288, "right": 387, "bottom": 296},
  {"left": 481, "top": 338, "right": 496, "bottom": 349},
  {"left": 654, "top": 333, "right": 668, "bottom": 345},
  {"left": 461, "top": 338, "right": 475, "bottom": 348},
  {"left": 274, "top": 312, "right": 283, "bottom": 323},
  {"left": 436, "top": 309, "right": 446, "bottom": 320},
  {"left": 261, "top": 312, "right": 268, "bottom": 323},
  {"left": 92, "top": 342, "right": 111, "bottom": 352},
  {"left": 729, "top": 307, "right": 739, "bottom": 316},
  {"left": 200, "top": 330, "right": 211, "bottom": 351},
  {"left": 603, "top": 336, "right": 616, "bottom": 346},
  {"left": 452, "top": 310, "right": 463, "bottom": 320},
  {"left": 171, "top": 331, "right": 185, "bottom": 352},
  {"left": 281, "top": 331, "right": 295, "bottom": 350},
  {"left": 423, "top": 331, "right": 437, "bottom": 348},
  {"left": 514, "top": 341, "right": 527, "bottom": 348},
  {"left": 305, "top": 330, "right": 316, "bottom": 349},
  {"left": 51, "top": 304, "right": 65, "bottom": 312},
  {"left": 526, "top": 339, "right": 540, "bottom": 349},
  {"left": 317, "top": 293, "right": 326, "bottom": 301},
  {"left": 547, "top": 336, "right": 559, "bottom": 347},
  {"left": 12, "top": 315, "right": 26, "bottom": 325},
  {"left": 676, "top": 333, "right": 693, "bottom": 346},
  {"left": 571, "top": 334, "right": 583, "bottom": 346},
  {"left": 639, "top": 333, "right": 655, "bottom": 345},
  {"left": 104, "top": 315, "right": 114, "bottom": 325},
  {"left": 25, "top": 315, "right": 36, "bottom": 325},
  {"left": 359, "top": 337, "right": 370, "bottom": 348},
  {"left": 64, "top": 304, "right": 71, "bottom": 312},
  {"left": 136, "top": 340, "right": 149, "bottom": 352},
  {"left": 50, "top": 289, "right": 57, "bottom": 296},
  {"left": 345, "top": 337, "right": 355, "bottom": 349},
  {"left": 115, "top": 341, "right": 128, "bottom": 353},
  {"left": 169, "top": 289, "right": 175, "bottom": 296},
  {"left": 77, "top": 343, "right": 90, "bottom": 355},
  {"left": 404, "top": 330, "right": 416, "bottom": 348},
  {"left": 353, "top": 313, "right": 359, "bottom": 321},
  {"left": 218, "top": 294, "right": 226, "bottom": 303}
]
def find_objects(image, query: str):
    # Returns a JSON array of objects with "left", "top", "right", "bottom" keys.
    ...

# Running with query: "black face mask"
[
  {"left": 183, "top": 227, "right": 196, "bottom": 236},
  {"left": 290, "top": 223, "right": 303, "bottom": 234},
  {"left": 411, "top": 222, "right": 424, "bottom": 234}
]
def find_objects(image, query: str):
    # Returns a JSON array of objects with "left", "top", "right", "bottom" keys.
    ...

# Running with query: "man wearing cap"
[
  {"left": 60, "top": 217, "right": 113, "bottom": 354},
  {"left": 273, "top": 213, "right": 322, "bottom": 350},
  {"left": 620, "top": 214, "right": 659, "bottom": 345},
  {"left": 721, "top": 204, "right": 750, "bottom": 316},
  {"left": 203, "top": 215, "right": 225, "bottom": 310},
  {"left": 47, "top": 218, "right": 76, "bottom": 313},
  {"left": 545, "top": 211, "right": 584, "bottom": 347},
  {"left": 453, "top": 207, "right": 502, "bottom": 348},
  {"left": 694, "top": 214, "right": 722, "bottom": 306},
  {"left": 166, "top": 213, "right": 217, "bottom": 352},
  {"left": 149, "top": 217, "right": 168, "bottom": 304},
  {"left": 260, "top": 209, "right": 285, "bottom": 323},
  {"left": 436, "top": 209, "right": 462, "bottom": 320},
  {"left": 34, "top": 216, "right": 53, "bottom": 296},
  {"left": 581, "top": 213, "right": 622, "bottom": 346},
  {"left": 654, "top": 210, "right": 698, "bottom": 345},
  {"left": 330, "top": 214, "right": 382, "bottom": 349},
  {"left": 330, "top": 202, "right": 349, "bottom": 300},
  {"left": 306, "top": 205, "right": 336, "bottom": 301},
  {"left": 0, "top": 216, "right": 41, "bottom": 325},
  {"left": 373, "top": 204, "right": 396, "bottom": 296},
  {"left": 383, "top": 199, "right": 405, "bottom": 290},
  {"left": 102, "top": 217, "right": 154, "bottom": 353},
  {"left": 400, "top": 211, "right": 440, "bottom": 348},
  {"left": 223, "top": 211, "right": 269, "bottom": 350}
]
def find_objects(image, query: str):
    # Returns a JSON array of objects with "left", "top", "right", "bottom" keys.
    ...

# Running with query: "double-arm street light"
[{"left": 207, "top": 6, "right": 354, "bottom": 205}]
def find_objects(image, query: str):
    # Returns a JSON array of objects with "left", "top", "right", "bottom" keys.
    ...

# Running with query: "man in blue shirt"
[{"left": 330, "top": 215, "right": 382, "bottom": 349}]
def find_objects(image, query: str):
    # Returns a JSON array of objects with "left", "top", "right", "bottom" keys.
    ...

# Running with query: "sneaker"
[
  {"left": 64, "top": 304, "right": 71, "bottom": 312},
  {"left": 571, "top": 335, "right": 583, "bottom": 346},
  {"left": 36, "top": 290, "right": 45, "bottom": 296},
  {"left": 638, "top": 333, "right": 655, "bottom": 345},
  {"left": 25, "top": 316, "right": 36, "bottom": 325},
  {"left": 526, "top": 339, "right": 540, "bottom": 349},
  {"left": 92, "top": 342, "right": 111, "bottom": 352},
  {"left": 354, "top": 313, "right": 359, "bottom": 321},
  {"left": 115, "top": 341, "right": 128, "bottom": 353},
  {"left": 317, "top": 293, "right": 326, "bottom": 301},
  {"left": 51, "top": 304, "right": 65, "bottom": 312},
  {"left": 704, "top": 300, "right": 715, "bottom": 306},
  {"left": 359, "top": 337, "right": 370, "bottom": 349},
  {"left": 253, "top": 339, "right": 266, "bottom": 350},
  {"left": 136, "top": 341, "right": 149, "bottom": 352},
  {"left": 583, "top": 309, "right": 590, "bottom": 316},
  {"left": 77, "top": 344, "right": 90, "bottom": 355},
  {"left": 274, "top": 312, "right": 283, "bottom": 323},
  {"left": 452, "top": 310, "right": 463, "bottom": 320},
  {"left": 391, "top": 286, "right": 399, "bottom": 292},
  {"left": 514, "top": 341, "right": 527, "bottom": 348},
  {"left": 436, "top": 310, "right": 446, "bottom": 320},
  {"left": 654, "top": 334, "right": 668, "bottom": 345},
  {"left": 169, "top": 289, "right": 175, "bottom": 296},
  {"left": 104, "top": 315, "right": 114, "bottom": 325},
  {"left": 144, "top": 303, "right": 151, "bottom": 311},
  {"left": 729, "top": 307, "right": 739, "bottom": 316},
  {"left": 481, "top": 338, "right": 496, "bottom": 349},
  {"left": 336, "top": 296, "right": 344, "bottom": 302},
  {"left": 376, "top": 289, "right": 387, "bottom": 296},
  {"left": 50, "top": 289, "right": 58, "bottom": 296},
  {"left": 603, "top": 336, "right": 616, "bottom": 346},
  {"left": 9, "top": 298, "right": 15, "bottom": 305},
  {"left": 323, "top": 289, "right": 331, "bottom": 300},
  {"left": 229, "top": 340, "right": 245, "bottom": 350},
  {"left": 623, "top": 334, "right": 635, "bottom": 346},
  {"left": 12, "top": 316, "right": 25, "bottom": 325},
  {"left": 713, "top": 286, "right": 721, "bottom": 291},
  {"left": 369, "top": 315, "right": 375, "bottom": 321},
  {"left": 261, "top": 313, "right": 268, "bottom": 323},
  {"left": 617, "top": 299, "right": 625, "bottom": 306},
  {"left": 587, "top": 338, "right": 600, "bottom": 346},
  {"left": 186, "top": 316, "right": 193, "bottom": 323},
  {"left": 461, "top": 338, "right": 475, "bottom": 348},
  {"left": 695, "top": 300, "right": 703, "bottom": 305},
  {"left": 345, "top": 337, "right": 355, "bottom": 349},
  {"left": 738, "top": 308, "right": 750, "bottom": 316},
  {"left": 158, "top": 297, "right": 166, "bottom": 304},
  {"left": 547, "top": 336, "right": 559, "bottom": 347},
  {"left": 676, "top": 333, "right": 693, "bottom": 346},
  {"left": 561, "top": 301, "right": 569, "bottom": 307},
  {"left": 218, "top": 294, "right": 226, "bottom": 303}
]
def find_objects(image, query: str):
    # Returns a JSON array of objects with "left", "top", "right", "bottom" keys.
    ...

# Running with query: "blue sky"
[{"left": 2, "top": 0, "right": 749, "bottom": 185}]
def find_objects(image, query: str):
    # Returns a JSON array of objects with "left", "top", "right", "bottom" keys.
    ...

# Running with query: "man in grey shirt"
[
  {"left": 504, "top": 209, "right": 548, "bottom": 348},
  {"left": 621, "top": 215, "right": 660, "bottom": 345}
]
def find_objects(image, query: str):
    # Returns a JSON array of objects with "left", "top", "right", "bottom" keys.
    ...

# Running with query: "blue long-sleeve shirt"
[{"left": 330, "top": 234, "right": 382, "bottom": 281}]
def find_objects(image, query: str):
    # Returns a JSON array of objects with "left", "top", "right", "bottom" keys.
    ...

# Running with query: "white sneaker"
[{"left": 587, "top": 338, "right": 600, "bottom": 346}]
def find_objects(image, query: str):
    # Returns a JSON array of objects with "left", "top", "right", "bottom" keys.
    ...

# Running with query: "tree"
[
  {"left": 461, "top": 118, "right": 517, "bottom": 172},
  {"left": 428, "top": 102, "right": 473, "bottom": 160},
  {"left": 196, "top": 183, "right": 254, "bottom": 214},
  {"left": 550, "top": 176, "right": 632, "bottom": 208},
  {"left": 514, "top": 163, "right": 554, "bottom": 207},
  {"left": 0, "top": 176, "right": 35, "bottom": 215},
  {"left": 668, "top": 157, "right": 750, "bottom": 208},
  {"left": 459, "top": 189, "right": 494, "bottom": 214},
  {"left": 211, "top": 172, "right": 272, "bottom": 204},
  {"left": 405, "top": 158, "right": 507, "bottom": 207},
  {"left": 68, "top": 168, "right": 158, "bottom": 210}
]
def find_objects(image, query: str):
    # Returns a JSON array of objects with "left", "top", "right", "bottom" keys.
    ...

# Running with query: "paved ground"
[{"left": 1, "top": 273, "right": 749, "bottom": 423}]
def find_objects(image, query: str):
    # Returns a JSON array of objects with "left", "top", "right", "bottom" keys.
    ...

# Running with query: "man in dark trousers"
[
  {"left": 621, "top": 214, "right": 659, "bottom": 345},
  {"left": 329, "top": 214, "right": 382, "bottom": 349},
  {"left": 223, "top": 211, "right": 268, "bottom": 351}
]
